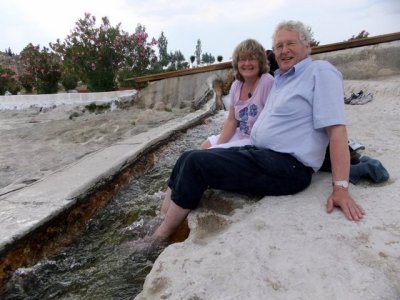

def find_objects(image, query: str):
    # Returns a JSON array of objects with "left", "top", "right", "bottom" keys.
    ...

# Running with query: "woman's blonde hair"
[{"left": 231, "top": 39, "right": 268, "bottom": 81}]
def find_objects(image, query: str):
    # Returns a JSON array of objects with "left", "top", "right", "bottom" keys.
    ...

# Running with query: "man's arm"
[{"left": 326, "top": 125, "right": 365, "bottom": 220}]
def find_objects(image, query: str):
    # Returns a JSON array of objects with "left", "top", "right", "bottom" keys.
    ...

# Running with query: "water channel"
[{"left": 2, "top": 111, "right": 226, "bottom": 299}]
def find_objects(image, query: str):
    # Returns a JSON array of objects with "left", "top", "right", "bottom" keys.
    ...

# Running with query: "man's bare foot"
[
  {"left": 120, "top": 215, "right": 165, "bottom": 238},
  {"left": 121, "top": 235, "right": 169, "bottom": 258}
]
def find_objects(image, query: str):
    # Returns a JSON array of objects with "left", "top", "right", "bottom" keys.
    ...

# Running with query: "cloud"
[{"left": 0, "top": 0, "right": 399, "bottom": 60}]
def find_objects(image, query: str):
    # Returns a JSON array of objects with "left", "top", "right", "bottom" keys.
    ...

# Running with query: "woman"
[
  {"left": 201, "top": 39, "right": 274, "bottom": 149},
  {"left": 159, "top": 39, "right": 274, "bottom": 218}
]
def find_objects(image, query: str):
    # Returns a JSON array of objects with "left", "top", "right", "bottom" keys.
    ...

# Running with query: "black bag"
[{"left": 320, "top": 145, "right": 360, "bottom": 172}]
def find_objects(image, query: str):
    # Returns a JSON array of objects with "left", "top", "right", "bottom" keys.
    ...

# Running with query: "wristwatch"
[{"left": 332, "top": 180, "right": 349, "bottom": 189}]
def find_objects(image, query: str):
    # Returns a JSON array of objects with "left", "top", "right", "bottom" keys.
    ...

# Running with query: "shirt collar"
[{"left": 274, "top": 57, "right": 312, "bottom": 78}]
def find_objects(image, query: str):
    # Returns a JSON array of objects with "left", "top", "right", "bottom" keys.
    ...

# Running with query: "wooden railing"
[
  {"left": 131, "top": 62, "right": 232, "bottom": 83},
  {"left": 129, "top": 32, "right": 400, "bottom": 83},
  {"left": 310, "top": 32, "right": 400, "bottom": 54}
]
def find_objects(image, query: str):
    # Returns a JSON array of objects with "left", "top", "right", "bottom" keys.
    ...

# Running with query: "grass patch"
[{"left": 85, "top": 102, "right": 111, "bottom": 114}]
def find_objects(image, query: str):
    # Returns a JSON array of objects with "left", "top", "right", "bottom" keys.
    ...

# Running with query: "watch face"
[{"left": 333, "top": 181, "right": 349, "bottom": 188}]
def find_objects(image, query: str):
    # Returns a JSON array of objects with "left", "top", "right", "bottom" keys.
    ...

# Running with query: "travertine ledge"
[{"left": 135, "top": 77, "right": 400, "bottom": 300}]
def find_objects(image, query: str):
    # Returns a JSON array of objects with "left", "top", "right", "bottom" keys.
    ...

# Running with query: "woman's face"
[{"left": 238, "top": 53, "right": 260, "bottom": 80}]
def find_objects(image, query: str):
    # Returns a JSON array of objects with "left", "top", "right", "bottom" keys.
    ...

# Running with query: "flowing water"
[{"left": 2, "top": 111, "right": 226, "bottom": 299}]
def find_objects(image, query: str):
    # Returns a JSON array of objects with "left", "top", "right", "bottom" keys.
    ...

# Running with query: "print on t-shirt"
[{"left": 238, "top": 104, "right": 258, "bottom": 135}]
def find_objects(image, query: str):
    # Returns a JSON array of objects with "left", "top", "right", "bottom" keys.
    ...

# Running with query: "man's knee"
[{"left": 184, "top": 149, "right": 209, "bottom": 165}]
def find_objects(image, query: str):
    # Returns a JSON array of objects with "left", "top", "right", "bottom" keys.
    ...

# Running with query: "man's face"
[{"left": 274, "top": 29, "right": 310, "bottom": 73}]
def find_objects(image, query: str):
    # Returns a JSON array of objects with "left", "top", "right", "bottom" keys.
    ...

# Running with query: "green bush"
[
  {"left": 61, "top": 72, "right": 79, "bottom": 91},
  {"left": 19, "top": 73, "right": 34, "bottom": 94},
  {"left": 51, "top": 14, "right": 158, "bottom": 92},
  {"left": 0, "top": 67, "right": 21, "bottom": 95},
  {"left": 20, "top": 44, "right": 62, "bottom": 94},
  {"left": 117, "top": 68, "right": 148, "bottom": 90}
]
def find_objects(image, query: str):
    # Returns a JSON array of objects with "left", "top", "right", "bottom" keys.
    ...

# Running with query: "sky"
[{"left": 1, "top": 0, "right": 399, "bottom": 61}]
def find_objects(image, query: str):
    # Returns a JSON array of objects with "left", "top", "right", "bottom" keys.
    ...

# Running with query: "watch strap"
[{"left": 332, "top": 180, "right": 349, "bottom": 188}]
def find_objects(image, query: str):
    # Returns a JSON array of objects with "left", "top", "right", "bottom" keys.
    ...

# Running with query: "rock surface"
[
  {"left": 0, "top": 91, "right": 191, "bottom": 194},
  {"left": 135, "top": 77, "right": 400, "bottom": 300},
  {"left": 1, "top": 45, "right": 399, "bottom": 298}
]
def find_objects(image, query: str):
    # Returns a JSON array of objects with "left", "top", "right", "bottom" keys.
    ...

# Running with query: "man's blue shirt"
[{"left": 251, "top": 57, "right": 346, "bottom": 171}]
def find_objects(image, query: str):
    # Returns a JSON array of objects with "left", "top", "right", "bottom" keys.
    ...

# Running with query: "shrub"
[
  {"left": 0, "top": 67, "right": 21, "bottom": 95},
  {"left": 19, "top": 73, "right": 35, "bottom": 94},
  {"left": 61, "top": 71, "right": 79, "bottom": 91},
  {"left": 117, "top": 68, "right": 148, "bottom": 90},
  {"left": 51, "top": 13, "right": 158, "bottom": 92},
  {"left": 20, "top": 44, "right": 62, "bottom": 94}
]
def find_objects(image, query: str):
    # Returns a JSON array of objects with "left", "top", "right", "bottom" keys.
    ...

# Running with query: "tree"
[
  {"left": 4, "top": 47, "right": 14, "bottom": 57},
  {"left": 347, "top": 30, "right": 370, "bottom": 41},
  {"left": 20, "top": 43, "right": 62, "bottom": 94},
  {"left": 195, "top": 39, "right": 202, "bottom": 66},
  {"left": 209, "top": 54, "right": 215, "bottom": 64},
  {"left": 127, "top": 23, "right": 158, "bottom": 74},
  {"left": 217, "top": 55, "right": 223, "bottom": 63},
  {"left": 201, "top": 52, "right": 215, "bottom": 65},
  {"left": 61, "top": 70, "right": 79, "bottom": 91},
  {"left": 51, "top": 14, "right": 158, "bottom": 92},
  {"left": 158, "top": 31, "right": 169, "bottom": 68},
  {"left": 118, "top": 23, "right": 158, "bottom": 88},
  {"left": 0, "top": 66, "right": 21, "bottom": 95},
  {"left": 19, "top": 73, "right": 35, "bottom": 94},
  {"left": 168, "top": 50, "right": 185, "bottom": 70},
  {"left": 307, "top": 26, "right": 320, "bottom": 47},
  {"left": 190, "top": 55, "right": 196, "bottom": 67},
  {"left": 51, "top": 14, "right": 122, "bottom": 91}
]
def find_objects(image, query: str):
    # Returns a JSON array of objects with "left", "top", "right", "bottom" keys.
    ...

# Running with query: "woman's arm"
[{"left": 216, "top": 106, "right": 238, "bottom": 145}]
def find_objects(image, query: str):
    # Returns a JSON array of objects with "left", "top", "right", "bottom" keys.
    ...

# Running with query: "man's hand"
[{"left": 326, "top": 188, "right": 365, "bottom": 221}]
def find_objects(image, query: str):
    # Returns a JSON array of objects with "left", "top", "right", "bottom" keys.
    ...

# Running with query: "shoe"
[
  {"left": 348, "top": 139, "right": 365, "bottom": 152},
  {"left": 344, "top": 93, "right": 358, "bottom": 104},
  {"left": 344, "top": 90, "right": 360, "bottom": 103},
  {"left": 349, "top": 92, "right": 373, "bottom": 105},
  {"left": 350, "top": 151, "right": 361, "bottom": 165}
]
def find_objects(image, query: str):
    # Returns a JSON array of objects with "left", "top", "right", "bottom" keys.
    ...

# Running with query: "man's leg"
[
  {"left": 154, "top": 147, "right": 312, "bottom": 240},
  {"left": 153, "top": 200, "right": 190, "bottom": 240},
  {"left": 169, "top": 146, "right": 312, "bottom": 209},
  {"left": 159, "top": 187, "right": 172, "bottom": 215}
]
